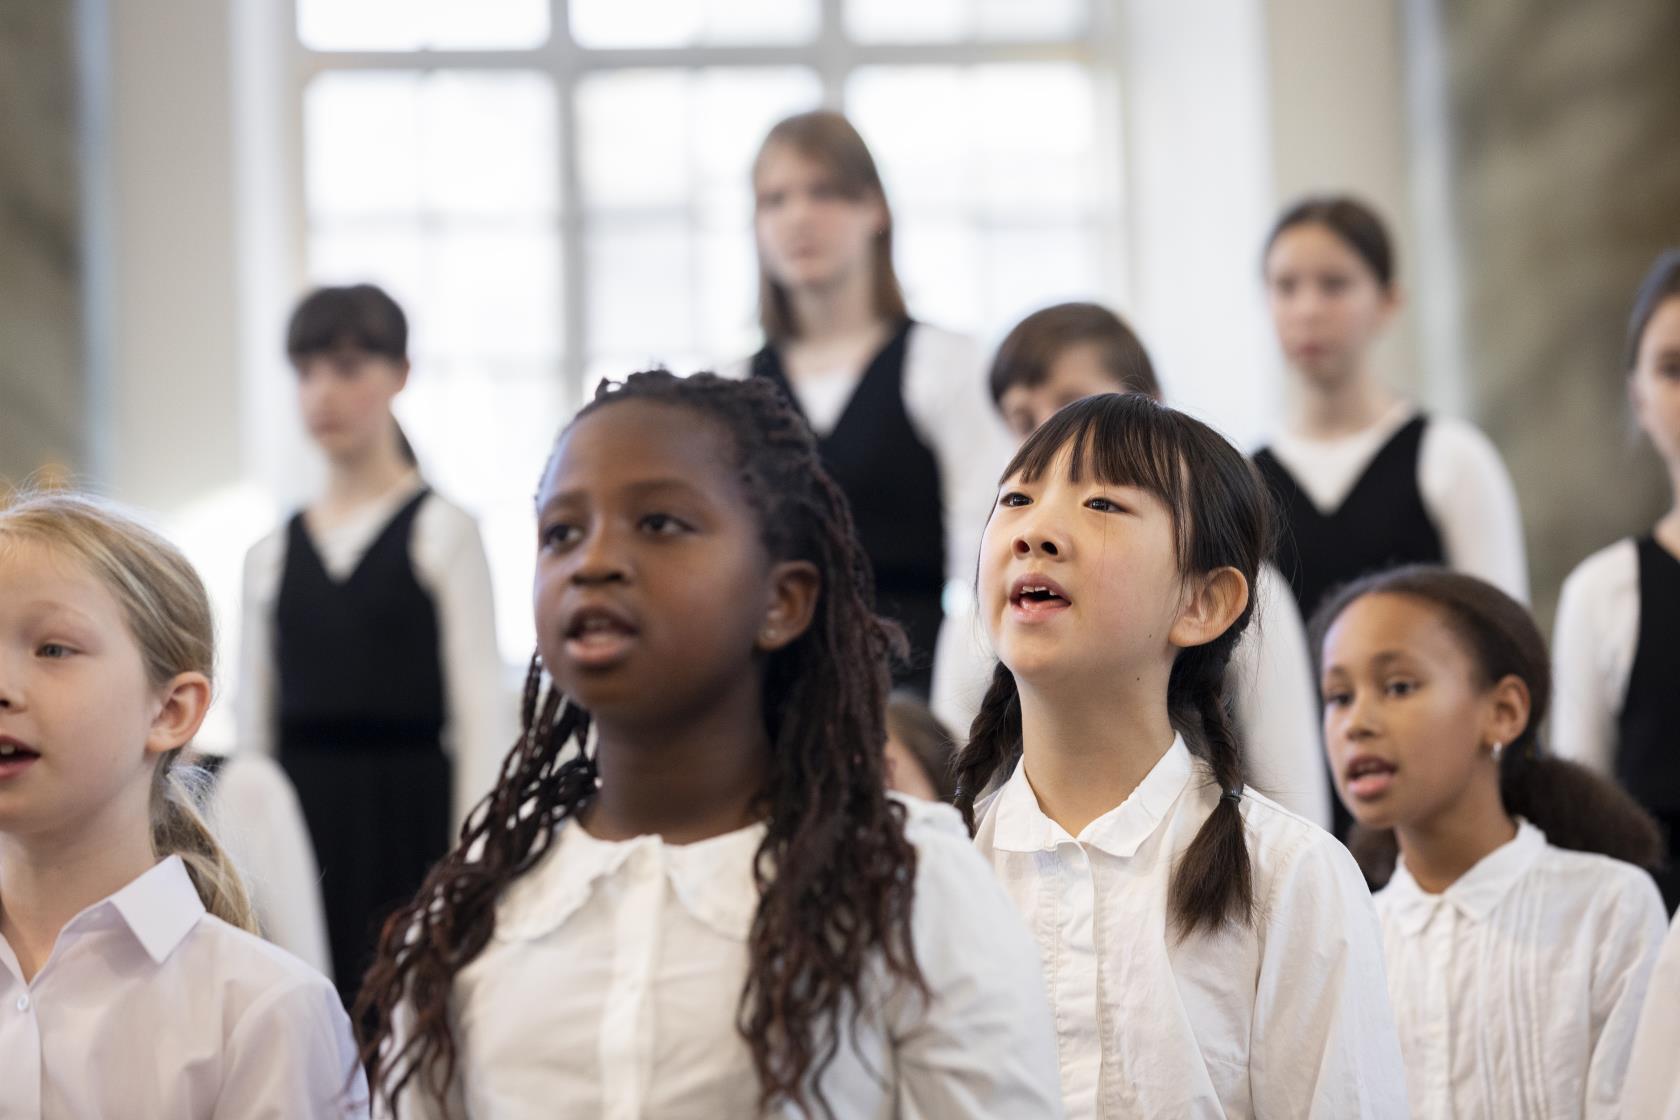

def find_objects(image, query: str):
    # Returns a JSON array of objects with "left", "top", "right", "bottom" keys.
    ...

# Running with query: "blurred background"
[{"left": 3, "top": 0, "right": 1678, "bottom": 747}]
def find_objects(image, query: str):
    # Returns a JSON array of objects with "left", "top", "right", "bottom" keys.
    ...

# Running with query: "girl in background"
[
  {"left": 0, "top": 492, "right": 363, "bottom": 1117},
  {"left": 958, "top": 394, "right": 1405, "bottom": 1118},
  {"left": 735, "top": 110, "right": 1013, "bottom": 696},
  {"left": 1314, "top": 566, "right": 1666, "bottom": 1117},
  {"left": 358, "top": 372, "right": 1061, "bottom": 1118},
  {"left": 1553, "top": 249, "right": 1680, "bottom": 912},
  {"left": 1253, "top": 196, "right": 1528, "bottom": 839},
  {"left": 934, "top": 301, "right": 1330, "bottom": 828},
  {"left": 885, "top": 692, "right": 959, "bottom": 803},
  {"left": 239, "top": 283, "right": 505, "bottom": 1006}
]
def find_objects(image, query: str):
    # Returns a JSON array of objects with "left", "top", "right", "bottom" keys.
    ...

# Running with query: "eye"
[
  {"left": 640, "top": 513, "right": 692, "bottom": 536},
  {"left": 36, "top": 642, "right": 76, "bottom": 660},
  {"left": 999, "top": 491, "right": 1031, "bottom": 509},
  {"left": 539, "top": 522, "right": 580, "bottom": 551},
  {"left": 1086, "top": 496, "right": 1128, "bottom": 514},
  {"left": 1385, "top": 678, "right": 1418, "bottom": 698},
  {"left": 1323, "top": 689, "right": 1352, "bottom": 709}
]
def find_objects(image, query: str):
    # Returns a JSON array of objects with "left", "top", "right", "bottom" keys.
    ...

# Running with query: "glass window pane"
[
  {"left": 571, "top": 0, "right": 817, "bottom": 48},
  {"left": 586, "top": 223, "right": 696, "bottom": 362},
  {"left": 976, "top": 0, "right": 1087, "bottom": 39},
  {"left": 305, "top": 73, "right": 423, "bottom": 219},
  {"left": 691, "top": 69, "right": 824, "bottom": 224},
  {"left": 695, "top": 228, "right": 761, "bottom": 361},
  {"left": 846, "top": 0, "right": 1087, "bottom": 42},
  {"left": 418, "top": 72, "right": 559, "bottom": 217},
  {"left": 299, "top": 0, "right": 548, "bottom": 50},
  {"left": 982, "top": 226, "right": 1101, "bottom": 330},
  {"left": 893, "top": 222, "right": 983, "bottom": 334},
  {"left": 425, "top": 229, "right": 563, "bottom": 362}
]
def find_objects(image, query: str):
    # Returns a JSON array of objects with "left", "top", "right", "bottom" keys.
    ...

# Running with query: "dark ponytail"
[
  {"left": 1311, "top": 566, "right": 1663, "bottom": 888},
  {"left": 951, "top": 393, "right": 1269, "bottom": 936}
]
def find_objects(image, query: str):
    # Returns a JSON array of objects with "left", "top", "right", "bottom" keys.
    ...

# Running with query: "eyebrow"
[{"left": 539, "top": 476, "right": 709, "bottom": 513}]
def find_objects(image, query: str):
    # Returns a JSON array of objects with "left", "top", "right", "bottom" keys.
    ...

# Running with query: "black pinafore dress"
[
  {"left": 1617, "top": 535, "right": 1680, "bottom": 914},
  {"left": 274, "top": 488, "right": 452, "bottom": 1006}
]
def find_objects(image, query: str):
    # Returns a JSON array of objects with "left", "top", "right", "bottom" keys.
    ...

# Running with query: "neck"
[
  {"left": 1394, "top": 778, "right": 1517, "bottom": 894},
  {"left": 1655, "top": 476, "right": 1680, "bottom": 554},
  {"left": 584, "top": 673, "right": 773, "bottom": 845},
  {"left": 1293, "top": 365, "right": 1397, "bottom": 439},
  {"left": 0, "top": 790, "right": 156, "bottom": 982},
  {"left": 324, "top": 431, "right": 413, "bottom": 510},
  {"left": 1015, "top": 669, "right": 1177, "bottom": 837},
  {"left": 787, "top": 267, "right": 884, "bottom": 348}
]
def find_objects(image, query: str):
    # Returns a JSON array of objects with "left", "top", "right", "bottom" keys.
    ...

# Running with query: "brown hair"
[
  {"left": 886, "top": 692, "right": 959, "bottom": 803},
  {"left": 953, "top": 393, "right": 1271, "bottom": 936},
  {"left": 988, "top": 301, "right": 1161, "bottom": 405},
  {"left": 1264, "top": 195, "right": 1396, "bottom": 290},
  {"left": 1626, "top": 249, "right": 1680, "bottom": 372},
  {"left": 1309, "top": 566, "right": 1663, "bottom": 887},
  {"left": 286, "top": 283, "right": 419, "bottom": 467},
  {"left": 753, "top": 111, "right": 908, "bottom": 343},
  {"left": 0, "top": 491, "right": 258, "bottom": 930}
]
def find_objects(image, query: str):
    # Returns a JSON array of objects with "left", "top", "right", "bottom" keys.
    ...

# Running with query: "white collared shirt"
[
  {"left": 973, "top": 735, "right": 1408, "bottom": 1119},
  {"left": 1376, "top": 820, "right": 1667, "bottom": 1119},
  {"left": 1626, "top": 911, "right": 1680, "bottom": 1119},
  {"left": 0, "top": 856, "right": 366, "bottom": 1119},
  {"left": 1551, "top": 537, "right": 1639, "bottom": 776},
  {"left": 383, "top": 795, "right": 1063, "bottom": 1119}
]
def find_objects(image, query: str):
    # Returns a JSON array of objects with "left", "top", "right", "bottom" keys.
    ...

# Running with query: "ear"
[
  {"left": 1376, "top": 281, "right": 1405, "bottom": 325},
  {"left": 393, "top": 358, "right": 411, "bottom": 393},
  {"left": 1168, "top": 567, "right": 1250, "bottom": 650},
  {"left": 756, "top": 559, "right": 821, "bottom": 653},
  {"left": 144, "top": 671, "right": 213, "bottom": 758},
  {"left": 1483, "top": 672, "right": 1531, "bottom": 755}
]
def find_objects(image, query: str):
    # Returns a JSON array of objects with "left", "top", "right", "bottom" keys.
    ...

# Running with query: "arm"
[
  {"left": 1235, "top": 566, "right": 1331, "bottom": 829},
  {"left": 215, "top": 978, "right": 370, "bottom": 1119},
  {"left": 235, "top": 536, "right": 280, "bottom": 758},
  {"left": 1551, "top": 544, "right": 1636, "bottom": 778},
  {"left": 1419, "top": 418, "right": 1530, "bottom": 602},
  {"left": 1249, "top": 834, "right": 1409, "bottom": 1119},
  {"left": 888, "top": 806, "right": 1064, "bottom": 1119},
  {"left": 1625, "top": 915, "right": 1680, "bottom": 1120},
  {"left": 1584, "top": 873, "right": 1668, "bottom": 1118}
]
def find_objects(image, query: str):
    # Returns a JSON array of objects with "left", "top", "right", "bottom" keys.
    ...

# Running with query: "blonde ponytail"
[{"left": 151, "top": 756, "right": 259, "bottom": 933}]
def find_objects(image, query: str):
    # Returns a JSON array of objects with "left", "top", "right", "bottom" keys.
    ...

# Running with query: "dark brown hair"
[
  {"left": 1626, "top": 249, "right": 1680, "bottom": 372},
  {"left": 886, "top": 692, "right": 959, "bottom": 803},
  {"left": 356, "top": 372, "right": 924, "bottom": 1119},
  {"left": 988, "top": 301, "right": 1161, "bottom": 406},
  {"left": 953, "top": 393, "right": 1270, "bottom": 936},
  {"left": 286, "top": 283, "right": 418, "bottom": 466},
  {"left": 1309, "top": 566, "right": 1663, "bottom": 887},
  {"left": 753, "top": 111, "right": 908, "bottom": 343},
  {"left": 1264, "top": 195, "right": 1396, "bottom": 290}
]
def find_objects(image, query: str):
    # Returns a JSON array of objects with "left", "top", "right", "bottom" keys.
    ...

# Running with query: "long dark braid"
[
  {"left": 952, "top": 393, "right": 1268, "bottom": 935},
  {"left": 357, "top": 372, "right": 923, "bottom": 1119}
]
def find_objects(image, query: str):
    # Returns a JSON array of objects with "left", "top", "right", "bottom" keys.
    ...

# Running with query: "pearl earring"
[{"left": 1490, "top": 740, "right": 1506, "bottom": 762}]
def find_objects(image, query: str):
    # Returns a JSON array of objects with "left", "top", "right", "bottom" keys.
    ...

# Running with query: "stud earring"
[{"left": 1490, "top": 740, "right": 1506, "bottom": 763}]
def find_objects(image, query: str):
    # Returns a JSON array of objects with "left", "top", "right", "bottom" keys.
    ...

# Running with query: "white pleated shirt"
[
  {"left": 1375, "top": 821, "right": 1667, "bottom": 1119},
  {"left": 0, "top": 856, "right": 366, "bottom": 1119},
  {"left": 1626, "top": 912, "right": 1680, "bottom": 1119},
  {"left": 382, "top": 795, "right": 1063, "bottom": 1119},
  {"left": 973, "top": 735, "right": 1408, "bottom": 1119}
]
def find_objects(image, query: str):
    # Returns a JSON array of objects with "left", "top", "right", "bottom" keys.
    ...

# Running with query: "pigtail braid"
[{"left": 953, "top": 662, "right": 1024, "bottom": 832}]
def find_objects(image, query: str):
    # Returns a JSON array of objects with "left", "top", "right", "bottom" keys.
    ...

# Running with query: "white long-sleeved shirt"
[
  {"left": 973, "top": 735, "right": 1408, "bottom": 1118},
  {"left": 204, "top": 752, "right": 333, "bottom": 979},
  {"left": 1626, "top": 912, "right": 1680, "bottom": 1119},
  {"left": 237, "top": 477, "right": 510, "bottom": 832},
  {"left": 932, "top": 565, "right": 1331, "bottom": 829},
  {"left": 0, "top": 856, "right": 367, "bottom": 1119},
  {"left": 1552, "top": 537, "right": 1641, "bottom": 776},
  {"left": 722, "top": 322, "right": 1016, "bottom": 594},
  {"left": 381, "top": 794, "right": 1063, "bottom": 1119},
  {"left": 1375, "top": 821, "right": 1666, "bottom": 1119},
  {"left": 1262, "top": 402, "right": 1530, "bottom": 604}
]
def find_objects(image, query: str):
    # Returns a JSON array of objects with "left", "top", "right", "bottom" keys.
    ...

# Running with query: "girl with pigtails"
[
  {"left": 358, "top": 372, "right": 1060, "bottom": 1118},
  {"left": 957, "top": 393, "right": 1407, "bottom": 1118}
]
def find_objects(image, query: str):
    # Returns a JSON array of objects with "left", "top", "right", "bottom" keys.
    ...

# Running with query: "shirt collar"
[
  {"left": 496, "top": 818, "right": 769, "bottom": 944},
  {"left": 1380, "top": 819, "right": 1546, "bottom": 934},
  {"left": 97, "top": 856, "right": 205, "bottom": 965},
  {"left": 990, "top": 734, "right": 1194, "bottom": 858}
]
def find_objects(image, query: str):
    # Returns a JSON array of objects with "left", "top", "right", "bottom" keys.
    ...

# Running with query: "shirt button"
[{"left": 15, "top": 994, "right": 29, "bottom": 1012}]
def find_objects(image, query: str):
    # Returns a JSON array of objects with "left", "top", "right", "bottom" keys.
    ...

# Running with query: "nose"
[
  {"left": 568, "top": 524, "right": 629, "bottom": 586},
  {"left": 1010, "top": 506, "right": 1066, "bottom": 559},
  {"left": 1013, "top": 535, "right": 1058, "bottom": 557}
]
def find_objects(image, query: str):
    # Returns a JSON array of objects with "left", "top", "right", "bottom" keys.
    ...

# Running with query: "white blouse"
[
  {"left": 723, "top": 323, "right": 1016, "bottom": 595},
  {"left": 382, "top": 795, "right": 1063, "bottom": 1119},
  {"left": 1263, "top": 402, "right": 1530, "bottom": 604},
  {"left": 932, "top": 565, "right": 1331, "bottom": 829},
  {"left": 237, "top": 477, "right": 511, "bottom": 832},
  {"left": 1551, "top": 537, "right": 1639, "bottom": 776},
  {"left": 1626, "top": 912, "right": 1680, "bottom": 1119},
  {"left": 204, "top": 752, "right": 333, "bottom": 979},
  {"left": 0, "top": 856, "right": 366, "bottom": 1119},
  {"left": 973, "top": 735, "right": 1407, "bottom": 1119},
  {"left": 1375, "top": 821, "right": 1667, "bottom": 1119}
]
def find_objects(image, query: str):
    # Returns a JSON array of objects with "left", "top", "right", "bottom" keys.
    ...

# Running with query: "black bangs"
[
  {"left": 1005, "top": 391, "right": 1187, "bottom": 511},
  {"left": 286, "top": 283, "right": 408, "bottom": 362}
]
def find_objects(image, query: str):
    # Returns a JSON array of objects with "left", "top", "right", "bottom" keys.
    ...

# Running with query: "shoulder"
[
  {"left": 1237, "top": 789, "right": 1368, "bottom": 900},
  {"left": 1531, "top": 842, "right": 1666, "bottom": 923},
  {"left": 241, "top": 523, "right": 291, "bottom": 592},
  {"left": 189, "top": 915, "right": 343, "bottom": 1019},
  {"left": 413, "top": 490, "right": 489, "bottom": 570},
  {"left": 1559, "top": 537, "right": 1640, "bottom": 610},
  {"left": 893, "top": 794, "right": 1010, "bottom": 904},
  {"left": 713, "top": 354, "right": 755, "bottom": 381},
  {"left": 1418, "top": 412, "right": 1510, "bottom": 472},
  {"left": 415, "top": 489, "right": 480, "bottom": 536},
  {"left": 905, "top": 321, "right": 984, "bottom": 372}
]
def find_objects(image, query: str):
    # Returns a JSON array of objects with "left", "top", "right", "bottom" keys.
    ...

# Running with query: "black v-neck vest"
[
  {"left": 751, "top": 320, "right": 945, "bottom": 599},
  {"left": 1254, "top": 415, "right": 1445, "bottom": 624},
  {"left": 275, "top": 488, "right": 446, "bottom": 751},
  {"left": 1618, "top": 536, "right": 1680, "bottom": 809}
]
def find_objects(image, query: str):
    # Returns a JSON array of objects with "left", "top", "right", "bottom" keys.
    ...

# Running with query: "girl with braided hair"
[
  {"left": 1313, "top": 566, "right": 1667, "bottom": 1118},
  {"left": 958, "top": 392, "right": 1406, "bottom": 1118},
  {"left": 358, "top": 371, "right": 1060, "bottom": 1119}
]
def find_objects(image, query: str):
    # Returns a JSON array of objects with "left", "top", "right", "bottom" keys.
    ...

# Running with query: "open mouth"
[
  {"left": 563, "top": 605, "right": 639, "bottom": 668},
  {"left": 0, "top": 739, "right": 40, "bottom": 778},
  {"left": 1009, "top": 575, "right": 1071, "bottom": 618},
  {"left": 1343, "top": 755, "right": 1397, "bottom": 800}
]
